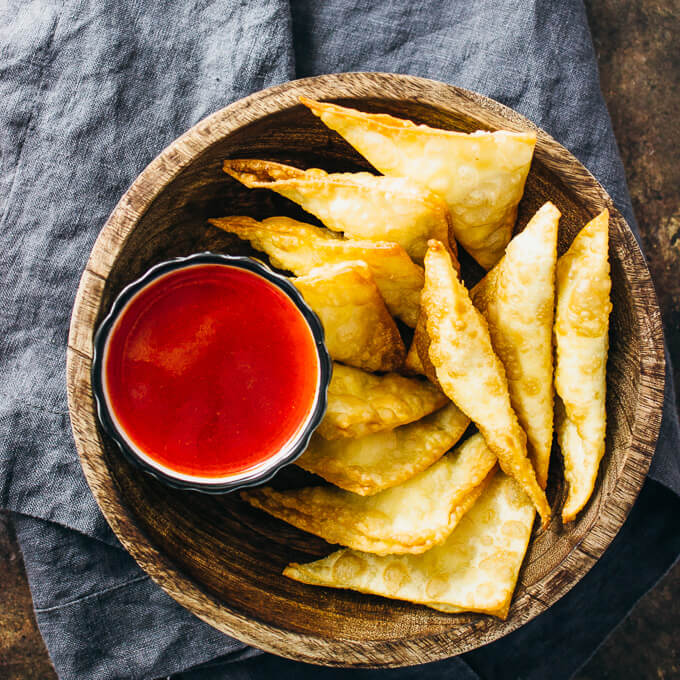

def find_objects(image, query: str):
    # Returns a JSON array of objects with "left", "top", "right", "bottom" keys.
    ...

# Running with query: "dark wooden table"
[{"left": 1, "top": 1, "right": 678, "bottom": 677}]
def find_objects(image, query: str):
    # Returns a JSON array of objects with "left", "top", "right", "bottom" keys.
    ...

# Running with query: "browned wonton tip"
[{"left": 223, "top": 158, "right": 456, "bottom": 263}]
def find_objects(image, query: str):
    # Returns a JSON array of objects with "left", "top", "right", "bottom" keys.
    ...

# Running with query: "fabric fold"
[
  {"left": 1, "top": 0, "right": 678, "bottom": 678},
  {"left": 0, "top": 0, "right": 297, "bottom": 535},
  {"left": 13, "top": 514, "right": 248, "bottom": 680}
]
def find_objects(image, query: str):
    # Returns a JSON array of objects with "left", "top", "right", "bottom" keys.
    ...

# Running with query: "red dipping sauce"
[{"left": 102, "top": 264, "right": 320, "bottom": 481}]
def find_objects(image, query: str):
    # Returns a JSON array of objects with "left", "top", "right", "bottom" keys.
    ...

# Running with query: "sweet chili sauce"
[{"left": 103, "top": 264, "right": 319, "bottom": 479}]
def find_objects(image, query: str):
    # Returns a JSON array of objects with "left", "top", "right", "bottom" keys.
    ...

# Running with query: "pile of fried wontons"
[{"left": 210, "top": 98, "right": 612, "bottom": 619}]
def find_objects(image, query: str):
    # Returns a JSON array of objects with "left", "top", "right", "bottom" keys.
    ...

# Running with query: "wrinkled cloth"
[{"left": 1, "top": 0, "right": 678, "bottom": 678}]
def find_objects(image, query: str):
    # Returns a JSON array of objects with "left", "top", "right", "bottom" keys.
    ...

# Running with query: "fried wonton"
[
  {"left": 317, "top": 363, "right": 448, "bottom": 440},
  {"left": 223, "top": 159, "right": 454, "bottom": 263},
  {"left": 209, "top": 215, "right": 423, "bottom": 326},
  {"left": 243, "top": 433, "right": 496, "bottom": 555},
  {"left": 421, "top": 240, "right": 551, "bottom": 525},
  {"left": 413, "top": 309, "right": 439, "bottom": 385},
  {"left": 292, "top": 262, "right": 405, "bottom": 372},
  {"left": 301, "top": 97, "right": 536, "bottom": 270},
  {"left": 285, "top": 470, "right": 535, "bottom": 619},
  {"left": 471, "top": 202, "right": 560, "bottom": 488},
  {"left": 404, "top": 336, "right": 425, "bottom": 375},
  {"left": 554, "top": 210, "right": 611, "bottom": 522},
  {"left": 297, "top": 402, "right": 470, "bottom": 495},
  {"left": 405, "top": 313, "right": 438, "bottom": 379}
]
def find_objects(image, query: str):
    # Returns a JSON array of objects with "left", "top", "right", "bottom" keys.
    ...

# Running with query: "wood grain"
[{"left": 66, "top": 72, "right": 665, "bottom": 667}]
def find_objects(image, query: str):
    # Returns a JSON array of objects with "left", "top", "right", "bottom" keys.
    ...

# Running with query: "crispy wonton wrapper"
[
  {"left": 292, "top": 262, "right": 405, "bottom": 372},
  {"left": 223, "top": 159, "right": 455, "bottom": 263},
  {"left": 301, "top": 97, "right": 536, "bottom": 270},
  {"left": 413, "top": 309, "right": 439, "bottom": 384},
  {"left": 421, "top": 240, "right": 551, "bottom": 525},
  {"left": 554, "top": 210, "right": 611, "bottom": 522},
  {"left": 209, "top": 215, "right": 422, "bottom": 326},
  {"left": 243, "top": 433, "right": 496, "bottom": 555},
  {"left": 297, "top": 402, "right": 470, "bottom": 495},
  {"left": 317, "top": 363, "right": 448, "bottom": 440},
  {"left": 471, "top": 202, "right": 560, "bottom": 488},
  {"left": 285, "top": 470, "right": 535, "bottom": 619},
  {"left": 406, "top": 313, "right": 442, "bottom": 389},
  {"left": 404, "top": 335, "right": 425, "bottom": 375}
]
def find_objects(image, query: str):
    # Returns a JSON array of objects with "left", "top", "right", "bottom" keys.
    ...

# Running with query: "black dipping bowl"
[{"left": 91, "top": 251, "right": 331, "bottom": 494}]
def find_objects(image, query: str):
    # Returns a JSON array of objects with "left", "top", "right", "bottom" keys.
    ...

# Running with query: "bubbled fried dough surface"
[
  {"left": 209, "top": 215, "right": 423, "bottom": 326},
  {"left": 292, "top": 262, "right": 405, "bottom": 372},
  {"left": 296, "top": 403, "right": 470, "bottom": 495},
  {"left": 285, "top": 471, "right": 535, "bottom": 619},
  {"left": 301, "top": 97, "right": 535, "bottom": 270},
  {"left": 243, "top": 433, "right": 496, "bottom": 555},
  {"left": 554, "top": 210, "right": 611, "bottom": 522},
  {"left": 421, "top": 240, "right": 551, "bottom": 525},
  {"left": 471, "top": 202, "right": 560, "bottom": 488},
  {"left": 223, "top": 159, "right": 454, "bottom": 263},
  {"left": 317, "top": 363, "right": 448, "bottom": 440}
]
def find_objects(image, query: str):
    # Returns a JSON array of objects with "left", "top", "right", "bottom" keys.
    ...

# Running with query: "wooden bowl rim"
[{"left": 66, "top": 72, "right": 665, "bottom": 667}]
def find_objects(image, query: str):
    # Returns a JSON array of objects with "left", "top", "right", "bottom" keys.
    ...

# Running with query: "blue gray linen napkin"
[{"left": 1, "top": 0, "right": 679, "bottom": 678}]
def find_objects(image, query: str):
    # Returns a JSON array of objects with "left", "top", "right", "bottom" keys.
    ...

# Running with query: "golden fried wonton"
[
  {"left": 284, "top": 470, "right": 535, "bottom": 619},
  {"left": 471, "top": 202, "right": 560, "bottom": 488},
  {"left": 292, "top": 261, "right": 405, "bottom": 372},
  {"left": 209, "top": 215, "right": 423, "bottom": 326},
  {"left": 421, "top": 240, "right": 551, "bottom": 525},
  {"left": 317, "top": 363, "right": 448, "bottom": 440},
  {"left": 243, "top": 433, "right": 496, "bottom": 555},
  {"left": 404, "top": 336, "right": 425, "bottom": 375},
  {"left": 297, "top": 402, "right": 470, "bottom": 495},
  {"left": 554, "top": 210, "right": 611, "bottom": 522},
  {"left": 404, "top": 313, "right": 436, "bottom": 379},
  {"left": 223, "top": 159, "right": 454, "bottom": 263},
  {"left": 301, "top": 97, "right": 536, "bottom": 270},
  {"left": 413, "top": 309, "right": 439, "bottom": 385}
]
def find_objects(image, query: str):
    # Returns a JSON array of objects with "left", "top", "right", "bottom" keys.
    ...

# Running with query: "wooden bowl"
[{"left": 66, "top": 72, "right": 665, "bottom": 667}]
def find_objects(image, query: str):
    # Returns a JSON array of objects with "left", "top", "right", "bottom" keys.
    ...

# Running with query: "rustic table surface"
[{"left": 0, "top": 1, "right": 678, "bottom": 677}]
